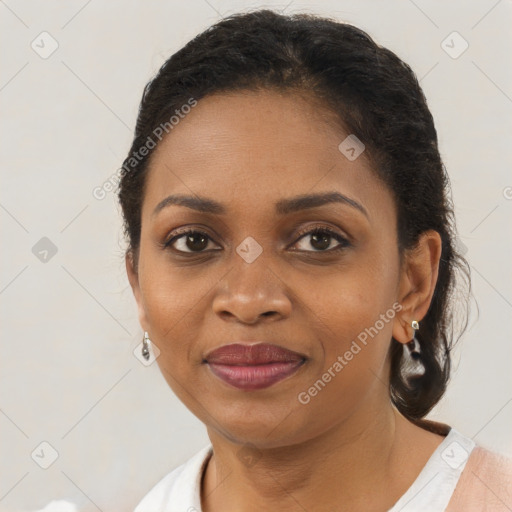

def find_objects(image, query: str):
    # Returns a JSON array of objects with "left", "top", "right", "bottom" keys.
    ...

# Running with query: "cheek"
[
  {"left": 137, "top": 252, "right": 208, "bottom": 365},
  {"left": 305, "top": 248, "right": 399, "bottom": 333},
  {"left": 294, "top": 287, "right": 398, "bottom": 434},
  {"left": 138, "top": 241, "right": 209, "bottom": 321},
  {"left": 140, "top": 269, "right": 208, "bottom": 406},
  {"left": 310, "top": 285, "right": 395, "bottom": 381},
  {"left": 303, "top": 246, "right": 400, "bottom": 381}
]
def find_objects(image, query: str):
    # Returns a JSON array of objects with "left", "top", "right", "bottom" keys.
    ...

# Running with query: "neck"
[{"left": 201, "top": 400, "right": 439, "bottom": 512}]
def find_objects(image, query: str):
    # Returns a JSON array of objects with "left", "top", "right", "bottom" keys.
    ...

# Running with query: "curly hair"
[{"left": 118, "top": 9, "right": 471, "bottom": 422}]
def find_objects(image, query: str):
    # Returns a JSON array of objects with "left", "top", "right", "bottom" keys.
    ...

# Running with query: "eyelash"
[{"left": 163, "top": 225, "right": 351, "bottom": 254}]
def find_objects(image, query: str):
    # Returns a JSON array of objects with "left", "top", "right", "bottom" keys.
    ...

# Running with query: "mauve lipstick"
[{"left": 204, "top": 343, "right": 306, "bottom": 390}]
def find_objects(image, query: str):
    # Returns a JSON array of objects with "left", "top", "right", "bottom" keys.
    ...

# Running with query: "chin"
[{"left": 205, "top": 402, "right": 316, "bottom": 450}]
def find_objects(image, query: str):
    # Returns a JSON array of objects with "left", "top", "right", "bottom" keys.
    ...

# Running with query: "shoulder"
[
  {"left": 446, "top": 445, "right": 512, "bottom": 512},
  {"left": 134, "top": 444, "right": 213, "bottom": 512}
]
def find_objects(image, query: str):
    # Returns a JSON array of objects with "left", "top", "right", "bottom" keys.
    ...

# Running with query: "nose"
[{"left": 212, "top": 261, "right": 292, "bottom": 325}]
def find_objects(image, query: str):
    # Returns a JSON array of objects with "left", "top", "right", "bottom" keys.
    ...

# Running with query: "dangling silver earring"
[
  {"left": 402, "top": 320, "right": 425, "bottom": 377},
  {"left": 142, "top": 331, "right": 151, "bottom": 361},
  {"left": 406, "top": 320, "right": 421, "bottom": 360}
]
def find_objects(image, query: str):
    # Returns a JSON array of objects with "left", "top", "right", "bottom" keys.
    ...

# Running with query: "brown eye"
[
  {"left": 165, "top": 230, "right": 219, "bottom": 253},
  {"left": 293, "top": 227, "right": 350, "bottom": 252}
]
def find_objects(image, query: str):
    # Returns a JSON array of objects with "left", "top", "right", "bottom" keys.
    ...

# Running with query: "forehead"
[{"left": 142, "top": 90, "right": 392, "bottom": 221}]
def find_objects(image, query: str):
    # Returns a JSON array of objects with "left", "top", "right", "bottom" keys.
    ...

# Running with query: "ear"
[
  {"left": 392, "top": 230, "right": 442, "bottom": 344},
  {"left": 125, "top": 251, "right": 150, "bottom": 332}
]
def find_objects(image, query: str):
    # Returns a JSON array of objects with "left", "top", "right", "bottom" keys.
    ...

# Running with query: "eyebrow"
[{"left": 152, "top": 191, "right": 368, "bottom": 218}]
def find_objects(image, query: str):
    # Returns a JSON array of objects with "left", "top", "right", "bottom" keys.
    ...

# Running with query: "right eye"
[{"left": 164, "top": 229, "right": 221, "bottom": 253}]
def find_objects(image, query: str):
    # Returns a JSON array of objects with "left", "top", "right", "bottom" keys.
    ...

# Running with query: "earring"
[
  {"left": 142, "top": 331, "right": 151, "bottom": 361},
  {"left": 406, "top": 320, "right": 421, "bottom": 361},
  {"left": 402, "top": 320, "right": 425, "bottom": 377}
]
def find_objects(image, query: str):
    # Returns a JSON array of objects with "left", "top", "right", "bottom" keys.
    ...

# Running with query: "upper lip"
[{"left": 204, "top": 343, "right": 306, "bottom": 365}]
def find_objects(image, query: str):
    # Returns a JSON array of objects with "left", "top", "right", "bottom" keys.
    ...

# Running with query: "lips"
[
  {"left": 204, "top": 343, "right": 306, "bottom": 390},
  {"left": 205, "top": 343, "right": 305, "bottom": 365}
]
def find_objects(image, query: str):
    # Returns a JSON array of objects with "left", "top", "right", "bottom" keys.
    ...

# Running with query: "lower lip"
[{"left": 207, "top": 361, "right": 304, "bottom": 390}]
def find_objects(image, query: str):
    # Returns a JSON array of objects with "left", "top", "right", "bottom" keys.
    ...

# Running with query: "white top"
[{"left": 134, "top": 427, "right": 475, "bottom": 512}]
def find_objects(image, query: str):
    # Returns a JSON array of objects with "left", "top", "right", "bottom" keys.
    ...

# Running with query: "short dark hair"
[{"left": 118, "top": 9, "right": 471, "bottom": 422}]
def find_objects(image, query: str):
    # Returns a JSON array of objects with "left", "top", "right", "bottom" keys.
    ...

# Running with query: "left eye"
[{"left": 293, "top": 228, "right": 350, "bottom": 252}]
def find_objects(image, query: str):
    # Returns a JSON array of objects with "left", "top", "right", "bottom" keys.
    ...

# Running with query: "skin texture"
[{"left": 126, "top": 90, "right": 444, "bottom": 511}]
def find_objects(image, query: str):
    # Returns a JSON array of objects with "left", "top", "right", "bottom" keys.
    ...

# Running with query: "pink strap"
[{"left": 446, "top": 446, "right": 512, "bottom": 511}]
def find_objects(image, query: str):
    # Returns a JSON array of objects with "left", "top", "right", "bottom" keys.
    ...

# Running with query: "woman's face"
[{"left": 128, "top": 90, "right": 420, "bottom": 448}]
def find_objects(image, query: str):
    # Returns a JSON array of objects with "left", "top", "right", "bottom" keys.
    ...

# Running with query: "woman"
[{"left": 118, "top": 9, "right": 512, "bottom": 511}]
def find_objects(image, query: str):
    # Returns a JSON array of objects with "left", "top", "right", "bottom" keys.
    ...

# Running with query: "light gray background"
[{"left": 1, "top": 0, "right": 511, "bottom": 510}]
